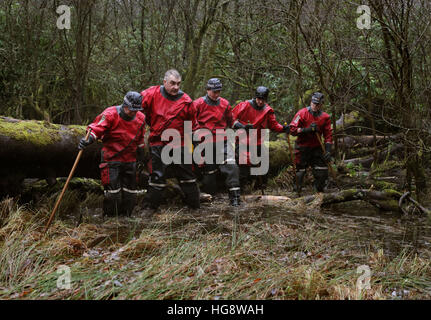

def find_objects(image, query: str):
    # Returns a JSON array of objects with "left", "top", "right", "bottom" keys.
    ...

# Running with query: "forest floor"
[{"left": 1, "top": 167, "right": 431, "bottom": 300}]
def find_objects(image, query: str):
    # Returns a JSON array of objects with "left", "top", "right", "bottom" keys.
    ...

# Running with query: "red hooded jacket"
[
  {"left": 88, "top": 106, "right": 146, "bottom": 163},
  {"left": 289, "top": 106, "right": 333, "bottom": 148},
  {"left": 232, "top": 99, "right": 284, "bottom": 146},
  {"left": 194, "top": 95, "right": 233, "bottom": 143},
  {"left": 140, "top": 85, "right": 198, "bottom": 147}
]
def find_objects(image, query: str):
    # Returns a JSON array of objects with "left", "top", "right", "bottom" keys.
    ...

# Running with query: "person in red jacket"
[
  {"left": 78, "top": 91, "right": 146, "bottom": 217},
  {"left": 194, "top": 78, "right": 241, "bottom": 206},
  {"left": 140, "top": 69, "right": 200, "bottom": 210},
  {"left": 232, "top": 86, "right": 289, "bottom": 190},
  {"left": 289, "top": 92, "right": 333, "bottom": 193}
]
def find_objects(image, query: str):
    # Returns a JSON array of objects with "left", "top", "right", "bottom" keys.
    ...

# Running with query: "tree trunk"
[{"left": 0, "top": 116, "right": 101, "bottom": 196}]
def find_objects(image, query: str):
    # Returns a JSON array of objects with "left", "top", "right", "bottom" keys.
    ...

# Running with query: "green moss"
[
  {"left": 67, "top": 125, "right": 87, "bottom": 138},
  {"left": 371, "top": 160, "right": 403, "bottom": 175},
  {"left": 269, "top": 139, "right": 292, "bottom": 167},
  {"left": 0, "top": 117, "right": 86, "bottom": 146},
  {"left": 374, "top": 181, "right": 398, "bottom": 191},
  {"left": 343, "top": 111, "right": 360, "bottom": 126},
  {"left": 381, "top": 189, "right": 402, "bottom": 198}
]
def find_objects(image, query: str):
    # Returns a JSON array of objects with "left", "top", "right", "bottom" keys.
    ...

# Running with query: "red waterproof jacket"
[
  {"left": 232, "top": 99, "right": 284, "bottom": 146},
  {"left": 88, "top": 106, "right": 146, "bottom": 163},
  {"left": 140, "top": 85, "right": 198, "bottom": 147},
  {"left": 194, "top": 95, "right": 233, "bottom": 143},
  {"left": 289, "top": 106, "right": 333, "bottom": 148}
]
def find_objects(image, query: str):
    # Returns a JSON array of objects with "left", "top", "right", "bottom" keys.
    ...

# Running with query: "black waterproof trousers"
[
  {"left": 294, "top": 146, "right": 328, "bottom": 192},
  {"left": 200, "top": 140, "right": 240, "bottom": 195},
  {"left": 99, "top": 161, "right": 138, "bottom": 216},
  {"left": 147, "top": 146, "right": 200, "bottom": 210}
]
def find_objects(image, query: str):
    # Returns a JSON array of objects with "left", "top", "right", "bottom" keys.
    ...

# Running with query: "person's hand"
[
  {"left": 233, "top": 121, "right": 246, "bottom": 130},
  {"left": 301, "top": 122, "right": 318, "bottom": 134},
  {"left": 310, "top": 122, "right": 318, "bottom": 132},
  {"left": 245, "top": 123, "right": 254, "bottom": 131},
  {"left": 78, "top": 135, "right": 95, "bottom": 150},
  {"left": 283, "top": 124, "right": 290, "bottom": 133}
]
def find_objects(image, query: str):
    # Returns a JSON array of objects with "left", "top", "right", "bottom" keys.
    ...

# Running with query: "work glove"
[
  {"left": 301, "top": 122, "right": 318, "bottom": 134},
  {"left": 283, "top": 124, "right": 290, "bottom": 133},
  {"left": 245, "top": 123, "right": 254, "bottom": 131},
  {"left": 233, "top": 121, "right": 246, "bottom": 130},
  {"left": 323, "top": 143, "right": 332, "bottom": 162},
  {"left": 78, "top": 134, "right": 95, "bottom": 150}
]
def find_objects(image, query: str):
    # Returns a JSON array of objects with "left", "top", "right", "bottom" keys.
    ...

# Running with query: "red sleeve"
[
  {"left": 140, "top": 87, "right": 155, "bottom": 125},
  {"left": 188, "top": 101, "right": 200, "bottom": 132},
  {"left": 267, "top": 111, "right": 284, "bottom": 132},
  {"left": 323, "top": 116, "right": 333, "bottom": 144},
  {"left": 226, "top": 105, "right": 233, "bottom": 128},
  {"left": 289, "top": 110, "right": 304, "bottom": 136},
  {"left": 137, "top": 112, "right": 146, "bottom": 148},
  {"left": 194, "top": 98, "right": 202, "bottom": 120},
  {"left": 232, "top": 102, "right": 245, "bottom": 126},
  {"left": 88, "top": 109, "right": 114, "bottom": 140}
]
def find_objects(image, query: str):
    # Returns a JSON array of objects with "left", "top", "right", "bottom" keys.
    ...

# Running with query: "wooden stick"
[
  {"left": 315, "top": 132, "right": 337, "bottom": 180},
  {"left": 285, "top": 123, "right": 299, "bottom": 193},
  {"left": 44, "top": 130, "right": 91, "bottom": 234}
]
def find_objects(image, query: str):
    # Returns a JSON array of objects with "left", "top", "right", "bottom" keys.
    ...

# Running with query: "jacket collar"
[
  {"left": 204, "top": 94, "right": 220, "bottom": 106},
  {"left": 249, "top": 99, "right": 265, "bottom": 111},
  {"left": 161, "top": 86, "right": 184, "bottom": 101},
  {"left": 307, "top": 106, "right": 322, "bottom": 117},
  {"left": 116, "top": 106, "right": 135, "bottom": 121}
]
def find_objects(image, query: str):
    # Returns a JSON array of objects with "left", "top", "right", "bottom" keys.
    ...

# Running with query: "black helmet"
[
  {"left": 311, "top": 92, "right": 324, "bottom": 105},
  {"left": 206, "top": 78, "right": 222, "bottom": 91},
  {"left": 255, "top": 86, "right": 269, "bottom": 101},
  {"left": 122, "top": 91, "right": 143, "bottom": 111}
]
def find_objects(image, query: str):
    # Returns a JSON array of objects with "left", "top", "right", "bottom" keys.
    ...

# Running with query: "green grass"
[{"left": 0, "top": 194, "right": 430, "bottom": 300}]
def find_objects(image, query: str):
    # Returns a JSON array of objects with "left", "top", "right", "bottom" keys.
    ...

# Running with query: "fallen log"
[
  {"left": 342, "top": 143, "right": 404, "bottom": 168},
  {"left": 0, "top": 116, "right": 102, "bottom": 189},
  {"left": 300, "top": 189, "right": 402, "bottom": 211},
  {"left": 336, "top": 134, "right": 400, "bottom": 149}
]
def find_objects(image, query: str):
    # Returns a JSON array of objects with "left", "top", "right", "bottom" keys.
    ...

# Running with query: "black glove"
[
  {"left": 283, "top": 124, "right": 290, "bottom": 133},
  {"left": 323, "top": 143, "right": 332, "bottom": 162},
  {"left": 78, "top": 134, "right": 95, "bottom": 150},
  {"left": 233, "top": 121, "right": 246, "bottom": 130},
  {"left": 301, "top": 122, "right": 318, "bottom": 134},
  {"left": 245, "top": 123, "right": 254, "bottom": 131}
]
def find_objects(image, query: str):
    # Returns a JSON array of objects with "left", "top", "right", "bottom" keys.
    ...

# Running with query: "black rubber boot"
[
  {"left": 229, "top": 189, "right": 241, "bottom": 207},
  {"left": 294, "top": 170, "right": 306, "bottom": 194}
]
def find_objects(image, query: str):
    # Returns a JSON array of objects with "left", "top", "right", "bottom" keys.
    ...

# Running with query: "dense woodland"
[{"left": 1, "top": 0, "right": 431, "bottom": 195}]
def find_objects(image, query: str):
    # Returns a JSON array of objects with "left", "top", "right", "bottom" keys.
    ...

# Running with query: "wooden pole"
[
  {"left": 315, "top": 132, "right": 337, "bottom": 180},
  {"left": 285, "top": 123, "right": 299, "bottom": 193},
  {"left": 44, "top": 130, "right": 91, "bottom": 234}
]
